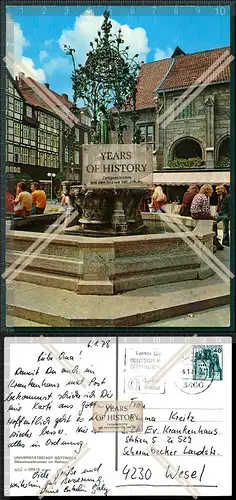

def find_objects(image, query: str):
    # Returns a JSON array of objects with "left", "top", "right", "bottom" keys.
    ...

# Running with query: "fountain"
[{"left": 7, "top": 11, "right": 215, "bottom": 297}]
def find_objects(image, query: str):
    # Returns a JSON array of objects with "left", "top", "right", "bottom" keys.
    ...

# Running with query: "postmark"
[
  {"left": 193, "top": 345, "right": 223, "bottom": 381},
  {"left": 124, "top": 348, "right": 165, "bottom": 394},
  {"left": 92, "top": 400, "right": 143, "bottom": 433},
  {"left": 174, "top": 348, "right": 215, "bottom": 395},
  {"left": 124, "top": 348, "right": 162, "bottom": 373},
  {"left": 124, "top": 376, "right": 165, "bottom": 394}
]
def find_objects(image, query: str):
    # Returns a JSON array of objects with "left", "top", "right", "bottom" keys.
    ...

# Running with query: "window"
[
  {"left": 40, "top": 152, "right": 45, "bottom": 166},
  {"left": 39, "top": 131, "right": 45, "bottom": 144},
  {"left": 8, "top": 96, "right": 14, "bottom": 111},
  {"left": 52, "top": 135, "right": 57, "bottom": 148},
  {"left": 47, "top": 134, "right": 51, "bottom": 146},
  {"left": 137, "top": 124, "right": 155, "bottom": 148},
  {"left": 74, "top": 151, "right": 80, "bottom": 164},
  {"left": 84, "top": 131, "right": 88, "bottom": 144},
  {"left": 14, "top": 146, "right": 22, "bottom": 163},
  {"left": 22, "top": 148, "right": 29, "bottom": 164},
  {"left": 65, "top": 147, "right": 68, "bottom": 162},
  {"left": 51, "top": 156, "right": 57, "bottom": 168},
  {"left": 23, "top": 125, "right": 29, "bottom": 139},
  {"left": 47, "top": 154, "right": 51, "bottom": 167},
  {"left": 26, "top": 106, "right": 32, "bottom": 118},
  {"left": 14, "top": 99, "right": 21, "bottom": 113},
  {"left": 30, "top": 128, "right": 36, "bottom": 141},
  {"left": 51, "top": 117, "right": 54, "bottom": 127},
  {"left": 29, "top": 150, "right": 36, "bottom": 165},
  {"left": 47, "top": 115, "right": 51, "bottom": 126},
  {"left": 8, "top": 120, "right": 13, "bottom": 140},
  {"left": 39, "top": 112, "right": 45, "bottom": 124},
  {"left": 14, "top": 122, "right": 20, "bottom": 137},
  {"left": 174, "top": 98, "right": 194, "bottom": 119},
  {"left": 8, "top": 80, "right": 13, "bottom": 94},
  {"left": 81, "top": 114, "right": 91, "bottom": 126},
  {"left": 75, "top": 128, "right": 80, "bottom": 141},
  {"left": 8, "top": 144, "right": 13, "bottom": 162}
]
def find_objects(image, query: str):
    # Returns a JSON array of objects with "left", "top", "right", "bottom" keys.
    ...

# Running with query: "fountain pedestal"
[{"left": 70, "top": 185, "right": 150, "bottom": 236}]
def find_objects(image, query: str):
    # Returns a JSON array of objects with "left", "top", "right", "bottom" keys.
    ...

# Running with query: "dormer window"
[{"left": 26, "top": 106, "right": 32, "bottom": 118}]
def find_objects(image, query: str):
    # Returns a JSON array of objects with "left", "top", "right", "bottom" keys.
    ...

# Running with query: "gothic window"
[{"left": 174, "top": 98, "right": 194, "bottom": 119}]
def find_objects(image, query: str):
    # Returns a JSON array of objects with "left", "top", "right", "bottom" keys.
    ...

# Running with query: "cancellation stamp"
[
  {"left": 92, "top": 400, "right": 143, "bottom": 433},
  {"left": 193, "top": 345, "right": 223, "bottom": 381},
  {"left": 123, "top": 347, "right": 165, "bottom": 394}
]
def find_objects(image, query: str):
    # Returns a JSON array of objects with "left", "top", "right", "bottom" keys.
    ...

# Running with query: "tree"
[{"left": 64, "top": 10, "right": 143, "bottom": 144}]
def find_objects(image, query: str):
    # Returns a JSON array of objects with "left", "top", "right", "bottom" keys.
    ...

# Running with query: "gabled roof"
[
  {"left": 111, "top": 46, "right": 230, "bottom": 113},
  {"left": 134, "top": 58, "right": 172, "bottom": 109},
  {"left": 158, "top": 46, "right": 230, "bottom": 92},
  {"left": 16, "top": 75, "right": 89, "bottom": 117}
]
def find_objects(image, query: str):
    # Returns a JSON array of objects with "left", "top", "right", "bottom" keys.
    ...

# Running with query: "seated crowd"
[
  {"left": 6, "top": 182, "right": 47, "bottom": 217},
  {"left": 148, "top": 183, "right": 230, "bottom": 251}
]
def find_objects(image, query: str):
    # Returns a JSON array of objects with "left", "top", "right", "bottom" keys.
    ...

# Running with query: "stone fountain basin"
[{"left": 6, "top": 213, "right": 215, "bottom": 295}]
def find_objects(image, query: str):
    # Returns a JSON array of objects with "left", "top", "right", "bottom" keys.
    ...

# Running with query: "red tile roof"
[
  {"left": 158, "top": 46, "right": 230, "bottom": 92},
  {"left": 135, "top": 58, "right": 172, "bottom": 109},
  {"left": 111, "top": 46, "right": 230, "bottom": 112},
  {"left": 17, "top": 76, "right": 87, "bottom": 115}
]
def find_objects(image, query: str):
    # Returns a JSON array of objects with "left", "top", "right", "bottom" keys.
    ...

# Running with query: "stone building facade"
[{"left": 111, "top": 46, "right": 230, "bottom": 200}]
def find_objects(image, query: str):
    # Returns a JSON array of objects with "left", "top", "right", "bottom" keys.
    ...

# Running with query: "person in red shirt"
[
  {"left": 150, "top": 185, "right": 167, "bottom": 213},
  {"left": 179, "top": 184, "right": 199, "bottom": 217},
  {"left": 6, "top": 191, "right": 14, "bottom": 212}
]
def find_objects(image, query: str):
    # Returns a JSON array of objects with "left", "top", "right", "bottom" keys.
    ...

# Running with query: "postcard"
[
  {"left": 4, "top": 336, "right": 232, "bottom": 496},
  {"left": 4, "top": 4, "right": 233, "bottom": 330}
]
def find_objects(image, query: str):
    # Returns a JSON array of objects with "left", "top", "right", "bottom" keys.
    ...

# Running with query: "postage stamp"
[
  {"left": 193, "top": 345, "right": 223, "bottom": 381},
  {"left": 92, "top": 400, "right": 143, "bottom": 433}
]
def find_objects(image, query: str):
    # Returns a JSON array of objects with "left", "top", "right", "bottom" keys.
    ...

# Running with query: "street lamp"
[{"left": 47, "top": 172, "right": 56, "bottom": 202}]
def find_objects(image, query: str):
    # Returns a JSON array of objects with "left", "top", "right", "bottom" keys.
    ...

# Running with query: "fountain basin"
[{"left": 6, "top": 214, "right": 215, "bottom": 295}]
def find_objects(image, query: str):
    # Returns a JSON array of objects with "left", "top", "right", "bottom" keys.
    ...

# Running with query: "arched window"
[
  {"left": 173, "top": 138, "right": 202, "bottom": 159},
  {"left": 218, "top": 137, "right": 229, "bottom": 162}
]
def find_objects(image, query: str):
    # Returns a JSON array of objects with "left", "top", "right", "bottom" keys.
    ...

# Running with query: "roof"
[
  {"left": 111, "top": 46, "right": 230, "bottom": 113},
  {"left": 135, "top": 58, "right": 172, "bottom": 109},
  {"left": 158, "top": 46, "right": 230, "bottom": 92},
  {"left": 16, "top": 75, "right": 88, "bottom": 116}
]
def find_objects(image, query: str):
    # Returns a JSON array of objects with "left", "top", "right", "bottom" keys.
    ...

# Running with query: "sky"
[{"left": 6, "top": 5, "right": 230, "bottom": 101}]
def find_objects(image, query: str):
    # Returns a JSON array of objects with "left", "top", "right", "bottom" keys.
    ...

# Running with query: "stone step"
[{"left": 6, "top": 280, "right": 230, "bottom": 327}]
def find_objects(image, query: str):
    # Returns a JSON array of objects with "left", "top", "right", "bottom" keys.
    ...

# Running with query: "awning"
[{"left": 153, "top": 170, "right": 230, "bottom": 186}]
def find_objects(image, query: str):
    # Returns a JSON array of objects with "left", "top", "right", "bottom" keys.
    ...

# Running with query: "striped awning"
[{"left": 153, "top": 170, "right": 230, "bottom": 186}]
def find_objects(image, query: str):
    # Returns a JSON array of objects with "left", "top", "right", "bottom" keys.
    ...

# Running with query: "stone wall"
[{"left": 115, "top": 82, "right": 230, "bottom": 170}]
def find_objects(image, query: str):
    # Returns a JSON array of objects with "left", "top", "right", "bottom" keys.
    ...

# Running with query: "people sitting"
[
  {"left": 31, "top": 182, "right": 47, "bottom": 214},
  {"left": 215, "top": 184, "right": 230, "bottom": 247},
  {"left": 13, "top": 182, "right": 32, "bottom": 217},
  {"left": 179, "top": 184, "right": 199, "bottom": 217},
  {"left": 150, "top": 185, "right": 167, "bottom": 213},
  {"left": 190, "top": 183, "right": 223, "bottom": 251}
]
